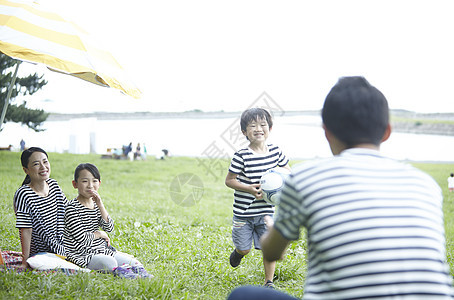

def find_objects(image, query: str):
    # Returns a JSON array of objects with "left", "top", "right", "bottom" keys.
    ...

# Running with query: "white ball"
[{"left": 260, "top": 167, "right": 291, "bottom": 205}]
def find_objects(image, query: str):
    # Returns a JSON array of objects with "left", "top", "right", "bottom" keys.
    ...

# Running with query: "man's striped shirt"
[
  {"left": 275, "top": 148, "right": 454, "bottom": 299},
  {"left": 229, "top": 144, "right": 288, "bottom": 217}
]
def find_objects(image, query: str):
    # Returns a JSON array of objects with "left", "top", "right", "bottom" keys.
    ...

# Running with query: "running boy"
[{"left": 225, "top": 107, "right": 290, "bottom": 288}]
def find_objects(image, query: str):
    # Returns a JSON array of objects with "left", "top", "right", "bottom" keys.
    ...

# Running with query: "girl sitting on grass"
[{"left": 63, "top": 163, "right": 152, "bottom": 278}]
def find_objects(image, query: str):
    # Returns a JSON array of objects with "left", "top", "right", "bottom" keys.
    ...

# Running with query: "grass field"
[{"left": 1, "top": 150, "right": 454, "bottom": 299}]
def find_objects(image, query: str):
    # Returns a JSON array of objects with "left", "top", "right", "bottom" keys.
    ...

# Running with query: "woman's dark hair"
[
  {"left": 74, "top": 163, "right": 101, "bottom": 182},
  {"left": 240, "top": 108, "right": 273, "bottom": 132},
  {"left": 21, "top": 147, "right": 48, "bottom": 186}
]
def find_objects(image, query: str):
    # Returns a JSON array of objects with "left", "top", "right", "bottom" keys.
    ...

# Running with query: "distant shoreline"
[
  {"left": 46, "top": 110, "right": 321, "bottom": 121},
  {"left": 47, "top": 110, "right": 454, "bottom": 136}
]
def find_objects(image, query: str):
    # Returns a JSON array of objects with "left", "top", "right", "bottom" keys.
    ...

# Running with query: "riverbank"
[
  {"left": 47, "top": 110, "right": 454, "bottom": 136},
  {"left": 46, "top": 110, "right": 320, "bottom": 121}
]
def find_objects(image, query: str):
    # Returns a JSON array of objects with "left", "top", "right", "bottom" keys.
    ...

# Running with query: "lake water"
[{"left": 1, "top": 114, "right": 454, "bottom": 162}]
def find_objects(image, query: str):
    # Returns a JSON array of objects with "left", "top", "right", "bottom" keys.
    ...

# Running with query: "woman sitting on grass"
[
  {"left": 14, "top": 147, "right": 68, "bottom": 269},
  {"left": 63, "top": 163, "right": 152, "bottom": 278}
]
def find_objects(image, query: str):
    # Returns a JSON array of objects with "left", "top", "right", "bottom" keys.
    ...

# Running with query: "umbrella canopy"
[{"left": 0, "top": 0, "right": 142, "bottom": 98}]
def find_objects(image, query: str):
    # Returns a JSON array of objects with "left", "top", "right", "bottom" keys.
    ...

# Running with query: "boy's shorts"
[{"left": 232, "top": 214, "right": 272, "bottom": 251}]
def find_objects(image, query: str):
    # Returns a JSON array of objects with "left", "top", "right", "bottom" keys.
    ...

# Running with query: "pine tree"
[{"left": 0, "top": 53, "right": 48, "bottom": 131}]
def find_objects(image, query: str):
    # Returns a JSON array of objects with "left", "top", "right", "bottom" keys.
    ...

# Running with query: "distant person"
[
  {"left": 227, "top": 76, "right": 454, "bottom": 299},
  {"left": 156, "top": 149, "right": 170, "bottom": 160},
  {"left": 448, "top": 173, "right": 454, "bottom": 192},
  {"left": 123, "top": 142, "right": 132, "bottom": 157},
  {"left": 141, "top": 143, "right": 148, "bottom": 160},
  {"left": 13, "top": 147, "right": 68, "bottom": 269},
  {"left": 225, "top": 108, "right": 290, "bottom": 289},
  {"left": 134, "top": 143, "right": 141, "bottom": 160},
  {"left": 20, "top": 139, "right": 25, "bottom": 151},
  {"left": 113, "top": 148, "right": 123, "bottom": 159},
  {"left": 64, "top": 163, "right": 152, "bottom": 278}
]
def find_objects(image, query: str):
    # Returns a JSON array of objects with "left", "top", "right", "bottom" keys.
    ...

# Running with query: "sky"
[{"left": 16, "top": 0, "right": 454, "bottom": 114}]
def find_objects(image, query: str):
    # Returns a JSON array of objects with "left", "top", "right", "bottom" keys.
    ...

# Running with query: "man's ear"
[
  {"left": 381, "top": 123, "right": 392, "bottom": 143},
  {"left": 323, "top": 124, "right": 333, "bottom": 142},
  {"left": 323, "top": 124, "right": 345, "bottom": 155}
]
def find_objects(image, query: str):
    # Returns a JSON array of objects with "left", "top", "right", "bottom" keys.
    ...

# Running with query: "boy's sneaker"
[
  {"left": 131, "top": 265, "right": 154, "bottom": 279},
  {"left": 113, "top": 264, "right": 139, "bottom": 279},
  {"left": 229, "top": 249, "right": 244, "bottom": 268},
  {"left": 264, "top": 280, "right": 275, "bottom": 289}
]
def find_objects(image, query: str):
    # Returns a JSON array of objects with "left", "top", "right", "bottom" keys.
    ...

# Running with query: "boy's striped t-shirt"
[{"left": 229, "top": 144, "right": 288, "bottom": 217}]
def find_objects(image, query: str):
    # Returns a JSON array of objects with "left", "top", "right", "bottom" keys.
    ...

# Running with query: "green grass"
[{"left": 1, "top": 151, "right": 453, "bottom": 299}]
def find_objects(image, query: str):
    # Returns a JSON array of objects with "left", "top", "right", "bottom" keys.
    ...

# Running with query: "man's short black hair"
[{"left": 322, "top": 76, "right": 389, "bottom": 147}]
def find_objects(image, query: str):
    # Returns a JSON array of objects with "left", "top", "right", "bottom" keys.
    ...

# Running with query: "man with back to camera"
[{"left": 227, "top": 76, "right": 454, "bottom": 299}]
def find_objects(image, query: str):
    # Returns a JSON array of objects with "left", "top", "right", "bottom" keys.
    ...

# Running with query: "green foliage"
[
  {"left": 0, "top": 53, "right": 48, "bottom": 131},
  {"left": 1, "top": 152, "right": 453, "bottom": 299}
]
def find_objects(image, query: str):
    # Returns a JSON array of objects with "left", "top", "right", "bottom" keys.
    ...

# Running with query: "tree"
[{"left": 0, "top": 53, "right": 49, "bottom": 131}]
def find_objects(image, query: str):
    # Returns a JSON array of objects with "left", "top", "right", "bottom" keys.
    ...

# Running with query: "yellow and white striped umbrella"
[{"left": 0, "top": 0, "right": 142, "bottom": 99}]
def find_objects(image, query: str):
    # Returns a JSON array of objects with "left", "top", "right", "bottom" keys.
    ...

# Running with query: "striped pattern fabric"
[
  {"left": 229, "top": 144, "right": 289, "bottom": 217},
  {"left": 275, "top": 148, "right": 454, "bottom": 299},
  {"left": 64, "top": 198, "right": 115, "bottom": 268},
  {"left": 0, "top": 0, "right": 141, "bottom": 98},
  {"left": 14, "top": 178, "right": 67, "bottom": 256}
]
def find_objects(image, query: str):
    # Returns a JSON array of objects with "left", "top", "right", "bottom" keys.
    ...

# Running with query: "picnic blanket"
[
  {"left": 0, "top": 250, "right": 22, "bottom": 267},
  {"left": 1, "top": 250, "right": 90, "bottom": 275}
]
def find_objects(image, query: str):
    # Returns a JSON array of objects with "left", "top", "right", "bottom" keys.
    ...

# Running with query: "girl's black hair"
[
  {"left": 74, "top": 163, "right": 101, "bottom": 182},
  {"left": 20, "top": 147, "right": 48, "bottom": 186}
]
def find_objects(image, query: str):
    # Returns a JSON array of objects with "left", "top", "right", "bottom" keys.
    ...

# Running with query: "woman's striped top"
[
  {"left": 14, "top": 178, "right": 67, "bottom": 256},
  {"left": 229, "top": 144, "right": 289, "bottom": 217},
  {"left": 63, "top": 198, "right": 115, "bottom": 268},
  {"left": 275, "top": 148, "right": 454, "bottom": 299}
]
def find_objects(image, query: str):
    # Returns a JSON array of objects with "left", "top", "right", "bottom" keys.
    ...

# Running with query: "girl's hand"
[
  {"left": 250, "top": 183, "right": 263, "bottom": 200},
  {"left": 89, "top": 190, "right": 102, "bottom": 206},
  {"left": 95, "top": 230, "right": 110, "bottom": 246}
]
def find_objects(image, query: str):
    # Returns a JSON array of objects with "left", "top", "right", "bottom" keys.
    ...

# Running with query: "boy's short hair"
[
  {"left": 240, "top": 108, "right": 273, "bottom": 132},
  {"left": 322, "top": 76, "right": 389, "bottom": 147}
]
